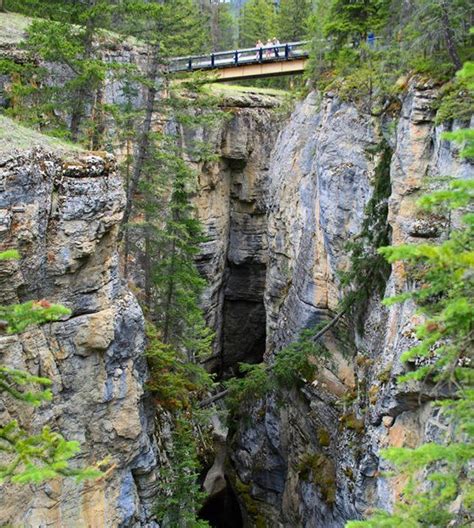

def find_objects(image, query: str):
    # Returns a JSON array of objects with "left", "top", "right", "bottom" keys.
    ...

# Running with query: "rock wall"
[
  {"left": 192, "top": 93, "right": 283, "bottom": 377},
  {"left": 0, "top": 138, "right": 157, "bottom": 527},
  {"left": 194, "top": 83, "right": 472, "bottom": 526},
  {"left": 1, "top": 49, "right": 471, "bottom": 526}
]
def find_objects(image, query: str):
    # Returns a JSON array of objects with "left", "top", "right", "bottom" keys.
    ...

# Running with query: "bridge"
[{"left": 169, "top": 41, "right": 309, "bottom": 82}]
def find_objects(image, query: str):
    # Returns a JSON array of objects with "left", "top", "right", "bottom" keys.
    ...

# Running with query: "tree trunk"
[
  {"left": 162, "top": 237, "right": 176, "bottom": 344},
  {"left": 440, "top": 0, "right": 462, "bottom": 70},
  {"left": 0, "top": 1, "right": 5, "bottom": 13},
  {"left": 119, "top": 43, "right": 161, "bottom": 239},
  {"left": 70, "top": 3, "right": 96, "bottom": 142},
  {"left": 90, "top": 82, "right": 105, "bottom": 150}
]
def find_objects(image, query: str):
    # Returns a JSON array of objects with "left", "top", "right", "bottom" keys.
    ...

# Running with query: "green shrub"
[
  {"left": 225, "top": 327, "right": 331, "bottom": 415},
  {"left": 340, "top": 139, "right": 393, "bottom": 333},
  {"left": 435, "top": 78, "right": 474, "bottom": 124},
  {"left": 145, "top": 324, "right": 214, "bottom": 411}
]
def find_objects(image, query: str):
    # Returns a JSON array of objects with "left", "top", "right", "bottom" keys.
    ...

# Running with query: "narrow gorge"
[
  {"left": 0, "top": 4, "right": 472, "bottom": 528},
  {"left": 1, "top": 74, "right": 472, "bottom": 528}
]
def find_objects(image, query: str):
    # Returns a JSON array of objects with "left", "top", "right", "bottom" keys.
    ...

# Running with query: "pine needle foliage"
[
  {"left": 238, "top": 0, "right": 277, "bottom": 47},
  {"left": 154, "top": 415, "right": 211, "bottom": 528},
  {"left": 307, "top": 1, "right": 472, "bottom": 106},
  {"left": 11, "top": 2, "right": 112, "bottom": 145},
  {"left": 225, "top": 327, "right": 330, "bottom": 415},
  {"left": 145, "top": 324, "right": 214, "bottom": 412},
  {"left": 340, "top": 139, "right": 393, "bottom": 333}
]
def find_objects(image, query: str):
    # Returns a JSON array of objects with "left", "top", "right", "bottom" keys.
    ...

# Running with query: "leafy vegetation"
[
  {"left": 340, "top": 139, "right": 393, "bottom": 333},
  {"left": 146, "top": 325, "right": 214, "bottom": 412},
  {"left": 154, "top": 416, "right": 211, "bottom": 528},
  {"left": 1, "top": 1, "right": 472, "bottom": 525},
  {"left": 225, "top": 326, "right": 331, "bottom": 415},
  {"left": 306, "top": 0, "right": 472, "bottom": 112}
]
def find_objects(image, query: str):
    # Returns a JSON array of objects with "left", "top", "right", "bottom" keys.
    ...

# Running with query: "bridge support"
[{"left": 210, "top": 58, "right": 307, "bottom": 82}]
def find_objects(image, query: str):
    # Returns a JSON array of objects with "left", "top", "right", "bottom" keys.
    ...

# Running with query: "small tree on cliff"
[{"left": 0, "top": 250, "right": 101, "bottom": 484}]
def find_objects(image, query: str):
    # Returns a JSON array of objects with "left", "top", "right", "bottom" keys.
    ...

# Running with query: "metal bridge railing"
[{"left": 170, "top": 41, "right": 310, "bottom": 73}]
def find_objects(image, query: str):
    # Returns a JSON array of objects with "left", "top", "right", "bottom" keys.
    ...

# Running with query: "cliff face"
[
  {"left": 191, "top": 92, "right": 283, "bottom": 377},
  {"left": 0, "top": 127, "right": 156, "bottom": 527},
  {"left": 0, "top": 69, "right": 471, "bottom": 526},
  {"left": 192, "top": 83, "right": 472, "bottom": 527}
]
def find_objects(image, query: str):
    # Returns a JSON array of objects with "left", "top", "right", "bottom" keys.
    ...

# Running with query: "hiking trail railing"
[{"left": 169, "top": 40, "right": 310, "bottom": 73}]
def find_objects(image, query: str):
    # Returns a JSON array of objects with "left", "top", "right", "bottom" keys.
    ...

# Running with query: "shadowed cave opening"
[
  {"left": 198, "top": 260, "right": 267, "bottom": 525},
  {"left": 218, "top": 262, "right": 267, "bottom": 378},
  {"left": 198, "top": 480, "right": 243, "bottom": 528}
]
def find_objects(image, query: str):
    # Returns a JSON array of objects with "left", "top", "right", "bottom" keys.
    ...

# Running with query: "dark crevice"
[
  {"left": 217, "top": 261, "right": 267, "bottom": 378},
  {"left": 198, "top": 479, "right": 243, "bottom": 528}
]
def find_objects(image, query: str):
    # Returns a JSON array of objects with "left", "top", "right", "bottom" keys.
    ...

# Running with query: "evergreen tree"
[
  {"left": 277, "top": 0, "right": 312, "bottom": 42},
  {"left": 112, "top": 4, "right": 222, "bottom": 521},
  {"left": 154, "top": 415, "right": 211, "bottom": 528},
  {"left": 238, "top": 0, "right": 277, "bottom": 47},
  {"left": 203, "top": 0, "right": 236, "bottom": 51},
  {"left": 323, "top": 0, "right": 390, "bottom": 46},
  {"left": 392, "top": 0, "right": 472, "bottom": 72}
]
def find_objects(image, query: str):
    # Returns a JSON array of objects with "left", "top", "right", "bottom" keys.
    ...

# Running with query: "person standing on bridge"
[
  {"left": 272, "top": 37, "right": 281, "bottom": 58},
  {"left": 265, "top": 38, "right": 273, "bottom": 58},
  {"left": 255, "top": 39, "right": 264, "bottom": 60}
]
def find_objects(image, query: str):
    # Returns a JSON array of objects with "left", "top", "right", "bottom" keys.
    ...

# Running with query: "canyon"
[{"left": 0, "top": 28, "right": 472, "bottom": 527}]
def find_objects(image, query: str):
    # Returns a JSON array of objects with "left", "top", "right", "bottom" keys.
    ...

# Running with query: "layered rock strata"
[
  {"left": 192, "top": 93, "right": 283, "bottom": 376},
  {"left": 0, "top": 129, "right": 156, "bottom": 527},
  {"left": 193, "top": 84, "right": 472, "bottom": 526}
]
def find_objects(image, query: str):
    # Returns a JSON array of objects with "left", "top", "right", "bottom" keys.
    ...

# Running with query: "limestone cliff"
[
  {"left": 191, "top": 92, "right": 284, "bottom": 377},
  {"left": 191, "top": 82, "right": 472, "bottom": 527},
  {"left": 0, "top": 120, "right": 157, "bottom": 527},
  {"left": 0, "top": 61, "right": 471, "bottom": 527}
]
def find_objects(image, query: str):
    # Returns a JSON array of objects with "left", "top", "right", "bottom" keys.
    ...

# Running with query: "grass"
[
  {"left": 207, "top": 82, "right": 287, "bottom": 97},
  {"left": 0, "top": 12, "right": 31, "bottom": 45},
  {"left": 0, "top": 11, "right": 140, "bottom": 47},
  {"left": 0, "top": 115, "right": 81, "bottom": 155}
]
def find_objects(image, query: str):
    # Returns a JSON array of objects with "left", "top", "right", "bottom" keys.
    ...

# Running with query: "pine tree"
[
  {"left": 238, "top": 0, "right": 277, "bottom": 47},
  {"left": 111, "top": 4, "right": 222, "bottom": 522},
  {"left": 392, "top": 0, "right": 471, "bottom": 73},
  {"left": 154, "top": 415, "right": 211, "bottom": 528},
  {"left": 277, "top": 0, "right": 312, "bottom": 42},
  {"left": 323, "top": 0, "right": 390, "bottom": 46},
  {"left": 203, "top": 0, "right": 236, "bottom": 51}
]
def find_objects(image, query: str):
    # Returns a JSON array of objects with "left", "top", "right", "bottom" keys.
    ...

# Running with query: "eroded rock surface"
[
  {"left": 0, "top": 144, "right": 157, "bottom": 527},
  {"left": 191, "top": 93, "right": 283, "bottom": 376},
  {"left": 200, "top": 82, "right": 472, "bottom": 527}
]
